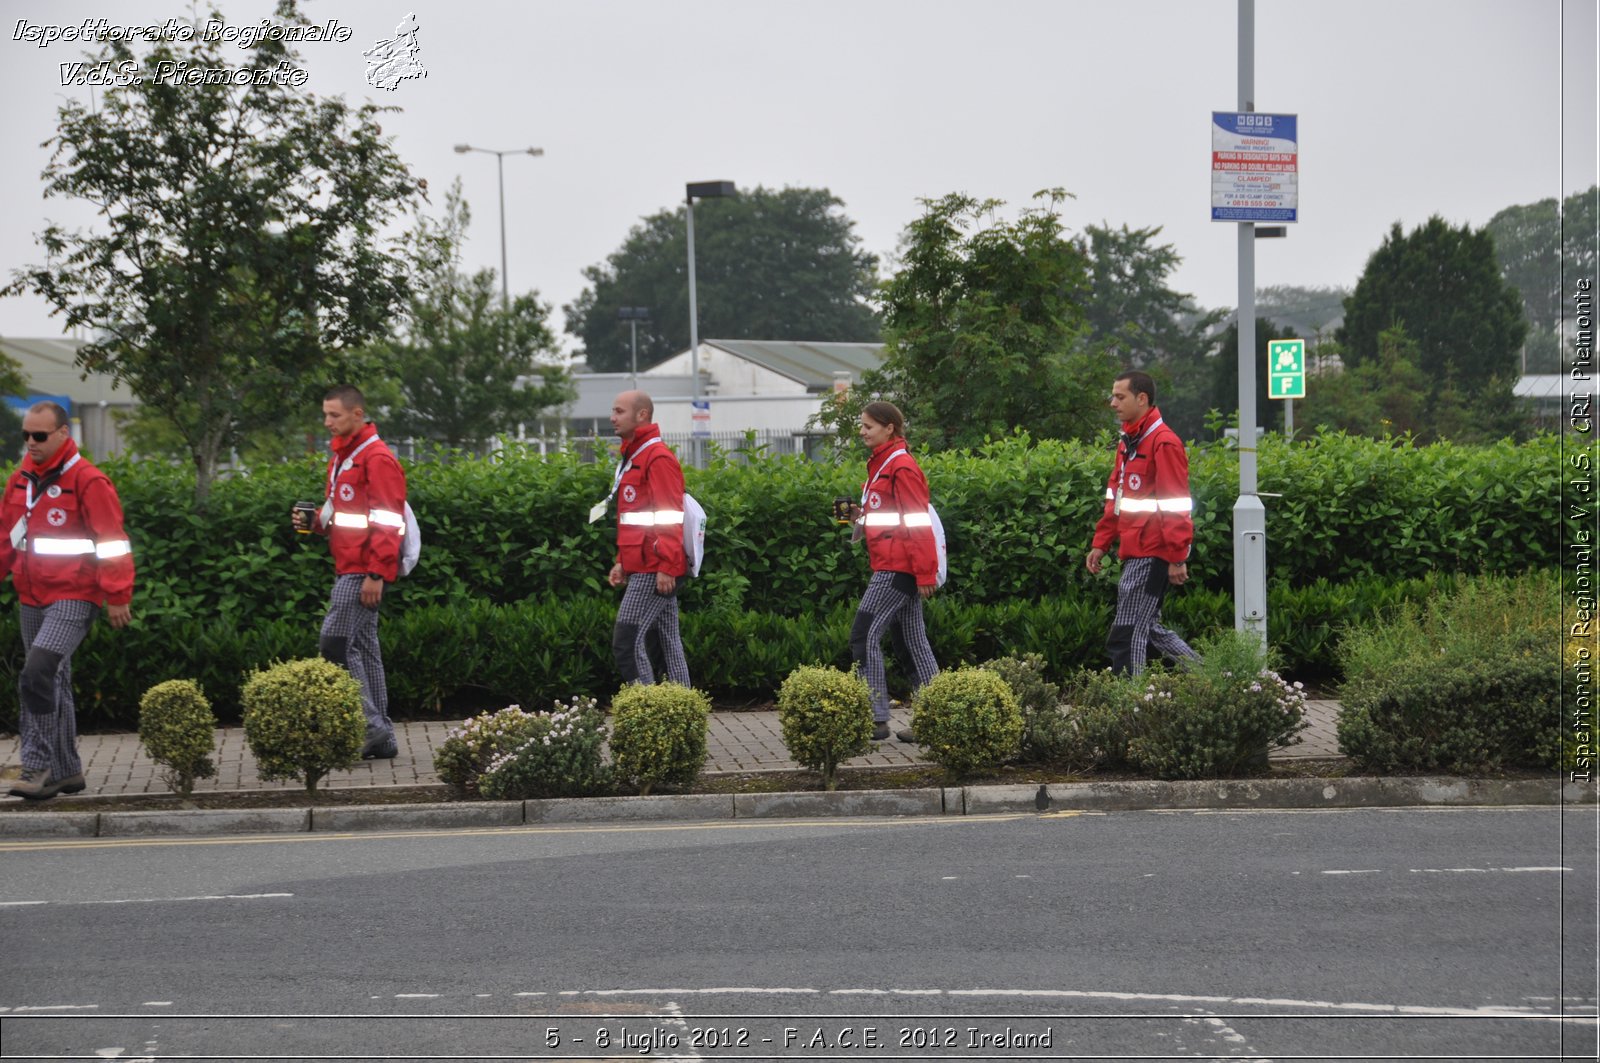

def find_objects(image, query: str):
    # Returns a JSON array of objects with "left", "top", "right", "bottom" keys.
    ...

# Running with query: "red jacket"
[
  {"left": 314, "top": 423, "right": 407, "bottom": 580},
  {"left": 0, "top": 438, "right": 135, "bottom": 608},
  {"left": 860, "top": 439, "right": 938, "bottom": 587},
  {"left": 614, "top": 423, "right": 687, "bottom": 577},
  {"left": 1092, "top": 407, "right": 1194, "bottom": 564}
]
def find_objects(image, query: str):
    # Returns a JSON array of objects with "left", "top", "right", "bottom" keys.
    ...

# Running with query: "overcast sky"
[{"left": 1, "top": 0, "right": 1595, "bottom": 352}]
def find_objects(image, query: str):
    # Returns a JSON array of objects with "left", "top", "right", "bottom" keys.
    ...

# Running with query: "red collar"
[
  {"left": 867, "top": 437, "right": 907, "bottom": 478},
  {"left": 25, "top": 437, "right": 80, "bottom": 475},
  {"left": 331, "top": 422, "right": 379, "bottom": 458},
  {"left": 620, "top": 422, "right": 662, "bottom": 460},
  {"left": 1121, "top": 407, "right": 1162, "bottom": 437}
]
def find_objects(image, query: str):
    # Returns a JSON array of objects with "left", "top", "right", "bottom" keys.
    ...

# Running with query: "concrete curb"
[
  {"left": 525, "top": 794, "right": 733, "bottom": 823},
  {"left": 98, "top": 808, "right": 311, "bottom": 837},
  {"left": 3, "top": 776, "right": 1594, "bottom": 839},
  {"left": 311, "top": 801, "right": 522, "bottom": 833},
  {"left": 965, "top": 777, "right": 1599, "bottom": 814},
  {"left": 733, "top": 788, "right": 946, "bottom": 819}
]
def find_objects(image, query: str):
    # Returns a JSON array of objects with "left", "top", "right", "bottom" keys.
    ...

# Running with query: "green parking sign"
[{"left": 1268, "top": 339, "right": 1306, "bottom": 399}]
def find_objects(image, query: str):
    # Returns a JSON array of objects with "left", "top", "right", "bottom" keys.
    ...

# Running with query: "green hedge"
[
  {"left": 0, "top": 432, "right": 1564, "bottom": 728},
  {"left": 1, "top": 568, "right": 1518, "bottom": 729}
]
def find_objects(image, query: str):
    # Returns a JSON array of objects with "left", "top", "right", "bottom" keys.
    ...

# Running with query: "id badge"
[
  {"left": 8, "top": 517, "right": 25, "bottom": 550},
  {"left": 588, "top": 501, "right": 607, "bottom": 525},
  {"left": 1113, "top": 488, "right": 1123, "bottom": 516},
  {"left": 319, "top": 499, "right": 334, "bottom": 528}
]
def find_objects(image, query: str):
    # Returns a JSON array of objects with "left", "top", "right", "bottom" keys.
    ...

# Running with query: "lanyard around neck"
[
  {"left": 604, "top": 436, "right": 660, "bottom": 506},
  {"left": 24, "top": 454, "right": 80, "bottom": 513},
  {"left": 1117, "top": 417, "right": 1163, "bottom": 493},
  {"left": 862, "top": 447, "right": 908, "bottom": 507},
  {"left": 328, "top": 435, "right": 381, "bottom": 497}
]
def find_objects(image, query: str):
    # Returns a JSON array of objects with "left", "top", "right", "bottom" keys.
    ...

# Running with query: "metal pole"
[
  {"left": 1233, "top": 0, "right": 1268, "bottom": 646},
  {"left": 1284, "top": 397, "right": 1294, "bottom": 440},
  {"left": 685, "top": 196, "right": 701, "bottom": 467},
  {"left": 496, "top": 152, "right": 509, "bottom": 309},
  {"left": 629, "top": 318, "right": 639, "bottom": 389}
]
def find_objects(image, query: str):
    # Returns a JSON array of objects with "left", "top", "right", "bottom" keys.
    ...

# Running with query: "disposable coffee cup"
[
  {"left": 292, "top": 500, "right": 318, "bottom": 534},
  {"left": 832, "top": 496, "right": 854, "bottom": 525}
]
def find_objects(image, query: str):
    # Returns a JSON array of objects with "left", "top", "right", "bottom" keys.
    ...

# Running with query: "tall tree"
[
  {"left": 371, "top": 183, "right": 572, "bottom": 452},
  {"left": 1485, "top": 185, "right": 1599, "bottom": 336},
  {"left": 564, "top": 186, "right": 880, "bottom": 371},
  {"left": 822, "top": 190, "right": 1108, "bottom": 450},
  {"left": 1202, "top": 317, "right": 1295, "bottom": 438},
  {"left": 2, "top": 2, "right": 418, "bottom": 506},
  {"left": 1336, "top": 216, "right": 1527, "bottom": 394},
  {"left": 1076, "top": 223, "right": 1220, "bottom": 369}
]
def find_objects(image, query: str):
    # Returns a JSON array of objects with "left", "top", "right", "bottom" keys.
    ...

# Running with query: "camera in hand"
[
  {"left": 832, "top": 496, "right": 855, "bottom": 525},
  {"left": 292, "top": 500, "right": 319, "bottom": 534}
]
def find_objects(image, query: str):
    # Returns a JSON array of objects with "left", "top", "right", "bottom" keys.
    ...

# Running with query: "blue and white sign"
[
  {"left": 1212, "top": 112, "right": 1298, "bottom": 222},
  {"left": 691, "top": 398, "right": 711, "bottom": 438}
]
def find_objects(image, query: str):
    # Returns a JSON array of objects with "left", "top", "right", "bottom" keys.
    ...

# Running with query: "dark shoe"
[
  {"left": 895, "top": 729, "right": 917, "bottom": 743},
  {"left": 56, "top": 772, "right": 87, "bottom": 794},
  {"left": 872, "top": 722, "right": 890, "bottom": 741},
  {"left": 361, "top": 735, "right": 398, "bottom": 760},
  {"left": 8, "top": 767, "right": 63, "bottom": 801}
]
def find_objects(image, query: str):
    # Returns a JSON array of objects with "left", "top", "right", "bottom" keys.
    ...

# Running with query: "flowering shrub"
[
  {"left": 608, "top": 682, "right": 710, "bottom": 795},
  {"left": 432, "top": 705, "right": 547, "bottom": 798},
  {"left": 910, "top": 666, "right": 1024, "bottom": 780},
  {"left": 1125, "top": 632, "right": 1308, "bottom": 779},
  {"left": 776, "top": 665, "right": 874, "bottom": 790},
  {"left": 478, "top": 697, "right": 608, "bottom": 801}
]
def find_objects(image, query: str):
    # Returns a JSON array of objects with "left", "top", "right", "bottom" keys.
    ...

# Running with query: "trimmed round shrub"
[
  {"left": 137, "top": 679, "right": 218, "bottom": 797},
  {"left": 241, "top": 658, "right": 365, "bottom": 794},
  {"left": 480, "top": 697, "right": 609, "bottom": 801},
  {"left": 776, "top": 665, "right": 874, "bottom": 790},
  {"left": 608, "top": 682, "right": 710, "bottom": 795},
  {"left": 910, "top": 666, "right": 1024, "bottom": 779},
  {"left": 433, "top": 705, "right": 546, "bottom": 798}
]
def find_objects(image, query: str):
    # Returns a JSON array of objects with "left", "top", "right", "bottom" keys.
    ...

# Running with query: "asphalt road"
[{"left": 1, "top": 806, "right": 1595, "bottom": 1061}]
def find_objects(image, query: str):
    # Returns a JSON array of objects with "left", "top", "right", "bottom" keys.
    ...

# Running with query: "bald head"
[{"left": 610, "top": 389, "right": 655, "bottom": 441}]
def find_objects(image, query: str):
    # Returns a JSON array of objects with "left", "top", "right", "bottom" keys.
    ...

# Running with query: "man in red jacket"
[
  {"left": 1, "top": 402, "right": 134, "bottom": 800},
  {"left": 291, "top": 386, "right": 407, "bottom": 759},
  {"left": 1085, "top": 370, "right": 1200, "bottom": 675},
  {"left": 604, "top": 390, "right": 690, "bottom": 686}
]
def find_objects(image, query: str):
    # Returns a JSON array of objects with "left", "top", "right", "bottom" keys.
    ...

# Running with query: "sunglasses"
[{"left": 22, "top": 430, "right": 59, "bottom": 443}]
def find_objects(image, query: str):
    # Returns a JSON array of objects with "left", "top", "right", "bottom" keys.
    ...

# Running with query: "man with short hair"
[
  {"left": 1085, "top": 370, "right": 1200, "bottom": 675},
  {"left": 291, "top": 386, "right": 407, "bottom": 759},
  {"left": 604, "top": 390, "right": 691, "bottom": 686},
  {"left": 1, "top": 403, "right": 134, "bottom": 800}
]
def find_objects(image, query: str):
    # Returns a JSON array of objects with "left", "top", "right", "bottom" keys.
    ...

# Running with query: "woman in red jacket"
[{"left": 849, "top": 401, "right": 939, "bottom": 741}]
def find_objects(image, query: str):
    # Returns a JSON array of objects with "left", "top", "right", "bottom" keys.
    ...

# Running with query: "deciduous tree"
[{"left": 3, "top": 1, "right": 418, "bottom": 506}]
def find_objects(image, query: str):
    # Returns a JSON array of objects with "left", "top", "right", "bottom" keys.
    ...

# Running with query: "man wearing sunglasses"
[{"left": 1, "top": 403, "right": 134, "bottom": 800}]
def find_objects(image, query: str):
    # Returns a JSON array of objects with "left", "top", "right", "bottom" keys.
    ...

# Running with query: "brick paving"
[{"left": 1, "top": 700, "right": 1344, "bottom": 801}]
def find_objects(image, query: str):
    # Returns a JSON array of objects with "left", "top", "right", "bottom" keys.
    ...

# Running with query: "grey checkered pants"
[
  {"left": 613, "top": 573, "right": 690, "bottom": 686},
  {"left": 17, "top": 600, "right": 99, "bottom": 778},
  {"left": 1109, "top": 555, "right": 1199, "bottom": 675},
  {"left": 851, "top": 570, "right": 939, "bottom": 722},
  {"left": 319, "top": 574, "right": 392, "bottom": 742}
]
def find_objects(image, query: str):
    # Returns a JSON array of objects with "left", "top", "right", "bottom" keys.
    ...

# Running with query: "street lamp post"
[
  {"left": 617, "top": 306, "right": 651, "bottom": 389},
  {"left": 684, "top": 180, "right": 736, "bottom": 466},
  {"left": 453, "top": 143, "right": 545, "bottom": 308}
]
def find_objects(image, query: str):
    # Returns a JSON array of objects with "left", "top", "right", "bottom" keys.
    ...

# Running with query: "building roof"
[
  {"left": 703, "top": 340, "right": 884, "bottom": 391},
  {"left": 0, "top": 336, "right": 135, "bottom": 405},
  {"left": 1514, "top": 374, "right": 1581, "bottom": 400}
]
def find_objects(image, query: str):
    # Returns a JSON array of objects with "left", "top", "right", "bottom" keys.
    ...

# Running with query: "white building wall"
[{"left": 643, "top": 344, "right": 810, "bottom": 396}]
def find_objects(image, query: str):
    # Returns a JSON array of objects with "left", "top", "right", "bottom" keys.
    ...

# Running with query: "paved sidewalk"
[{"left": 1, "top": 701, "right": 1343, "bottom": 801}]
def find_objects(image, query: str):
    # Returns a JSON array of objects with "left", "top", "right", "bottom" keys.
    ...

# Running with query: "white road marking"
[
  {"left": 0, "top": 892, "right": 292, "bottom": 907},
  {"left": 3, "top": 1004, "right": 100, "bottom": 1012},
  {"left": 659, "top": 1001, "right": 705, "bottom": 1063},
  {"left": 394, "top": 993, "right": 438, "bottom": 999},
  {"left": 1322, "top": 869, "right": 1383, "bottom": 875},
  {"left": 1410, "top": 866, "right": 1570, "bottom": 874},
  {"left": 947, "top": 987, "right": 1560, "bottom": 1018},
  {"left": 139, "top": 1001, "right": 171, "bottom": 1007}
]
